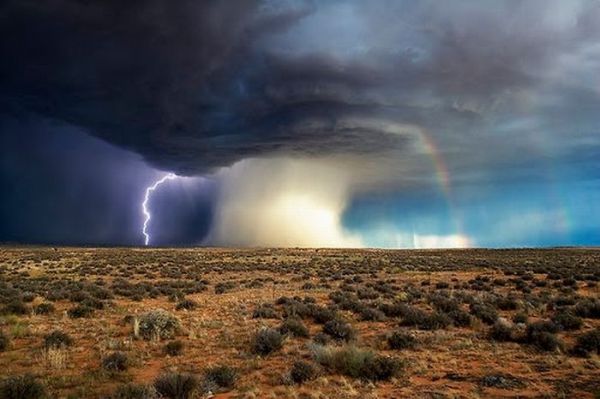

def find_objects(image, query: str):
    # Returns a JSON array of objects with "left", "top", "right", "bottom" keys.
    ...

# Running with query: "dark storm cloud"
[{"left": 1, "top": 0, "right": 600, "bottom": 181}]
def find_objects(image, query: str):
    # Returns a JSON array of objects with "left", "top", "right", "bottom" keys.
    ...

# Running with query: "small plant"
[
  {"left": 312, "top": 345, "right": 402, "bottom": 381},
  {"left": 290, "top": 360, "right": 317, "bottom": 384},
  {"left": 138, "top": 309, "right": 181, "bottom": 340},
  {"left": 164, "top": 340, "right": 184, "bottom": 356},
  {"left": 572, "top": 328, "right": 600, "bottom": 357},
  {"left": 102, "top": 352, "right": 128, "bottom": 372},
  {"left": 387, "top": 331, "right": 417, "bottom": 350},
  {"left": 112, "top": 383, "right": 158, "bottom": 399},
  {"left": 0, "top": 330, "right": 9, "bottom": 351},
  {"left": 175, "top": 298, "right": 197, "bottom": 311},
  {"left": 34, "top": 303, "right": 55, "bottom": 315},
  {"left": 512, "top": 312, "right": 528, "bottom": 324},
  {"left": 490, "top": 319, "right": 514, "bottom": 342},
  {"left": 154, "top": 372, "right": 198, "bottom": 399},
  {"left": 419, "top": 312, "right": 452, "bottom": 330},
  {"left": 279, "top": 318, "right": 309, "bottom": 338},
  {"left": 470, "top": 303, "right": 498, "bottom": 325},
  {"left": 252, "top": 304, "right": 279, "bottom": 319},
  {"left": 67, "top": 304, "right": 94, "bottom": 318},
  {"left": 0, "top": 374, "right": 46, "bottom": 399},
  {"left": 2, "top": 300, "right": 30, "bottom": 316},
  {"left": 552, "top": 311, "right": 583, "bottom": 331},
  {"left": 323, "top": 319, "right": 356, "bottom": 342},
  {"left": 43, "top": 330, "right": 73, "bottom": 349},
  {"left": 203, "top": 365, "right": 236, "bottom": 392},
  {"left": 252, "top": 328, "right": 283, "bottom": 356}
]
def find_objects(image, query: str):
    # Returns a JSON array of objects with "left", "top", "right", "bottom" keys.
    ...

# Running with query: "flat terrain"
[{"left": 0, "top": 247, "right": 599, "bottom": 398}]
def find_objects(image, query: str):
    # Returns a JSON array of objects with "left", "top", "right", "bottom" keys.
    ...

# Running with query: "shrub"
[
  {"left": 138, "top": 309, "right": 181, "bottom": 340},
  {"left": 252, "top": 304, "right": 279, "bottom": 319},
  {"left": 419, "top": 312, "right": 452, "bottom": 330},
  {"left": 311, "top": 306, "right": 338, "bottom": 324},
  {"left": 448, "top": 309, "right": 472, "bottom": 327},
  {"left": 490, "top": 319, "right": 514, "bottom": 342},
  {"left": 0, "top": 330, "right": 9, "bottom": 351},
  {"left": 34, "top": 303, "right": 55, "bottom": 315},
  {"left": 572, "top": 329, "right": 600, "bottom": 357},
  {"left": 313, "top": 345, "right": 402, "bottom": 381},
  {"left": 67, "top": 305, "right": 94, "bottom": 318},
  {"left": 387, "top": 331, "right": 417, "bottom": 350},
  {"left": 164, "top": 340, "right": 184, "bottom": 356},
  {"left": 279, "top": 318, "right": 309, "bottom": 338},
  {"left": 252, "top": 328, "right": 283, "bottom": 356},
  {"left": 525, "top": 322, "right": 562, "bottom": 352},
  {"left": 203, "top": 365, "right": 236, "bottom": 392},
  {"left": 398, "top": 305, "right": 428, "bottom": 327},
  {"left": 553, "top": 311, "right": 583, "bottom": 331},
  {"left": 290, "top": 361, "right": 317, "bottom": 384},
  {"left": 0, "top": 374, "right": 46, "bottom": 399},
  {"left": 175, "top": 299, "right": 197, "bottom": 311},
  {"left": 112, "top": 383, "right": 159, "bottom": 399},
  {"left": 154, "top": 372, "right": 198, "bottom": 399},
  {"left": 512, "top": 312, "right": 528, "bottom": 324},
  {"left": 43, "top": 330, "right": 73, "bottom": 349},
  {"left": 2, "top": 300, "right": 30, "bottom": 316},
  {"left": 470, "top": 303, "right": 498, "bottom": 325},
  {"left": 102, "top": 352, "right": 128, "bottom": 372},
  {"left": 323, "top": 319, "right": 356, "bottom": 342},
  {"left": 359, "top": 307, "right": 386, "bottom": 322},
  {"left": 573, "top": 299, "right": 600, "bottom": 319}
]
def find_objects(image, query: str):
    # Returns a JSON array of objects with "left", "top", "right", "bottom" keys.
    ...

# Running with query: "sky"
[{"left": 1, "top": 0, "right": 599, "bottom": 248}]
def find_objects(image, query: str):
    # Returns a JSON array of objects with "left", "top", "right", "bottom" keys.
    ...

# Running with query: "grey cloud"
[{"left": 1, "top": 0, "right": 599, "bottom": 185}]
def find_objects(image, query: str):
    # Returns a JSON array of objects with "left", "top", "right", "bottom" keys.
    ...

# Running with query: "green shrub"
[
  {"left": 154, "top": 372, "right": 198, "bottom": 399},
  {"left": 387, "top": 331, "right": 417, "bottom": 350},
  {"left": 445, "top": 309, "right": 471, "bottom": 327},
  {"left": 34, "top": 303, "right": 55, "bottom": 315},
  {"left": 164, "top": 340, "right": 184, "bottom": 356},
  {"left": 111, "top": 383, "right": 158, "bottom": 399},
  {"left": 252, "top": 328, "right": 283, "bottom": 356},
  {"left": 252, "top": 304, "right": 279, "bottom": 319},
  {"left": 323, "top": 319, "right": 356, "bottom": 342},
  {"left": 203, "top": 365, "right": 236, "bottom": 392},
  {"left": 2, "top": 300, "right": 30, "bottom": 316},
  {"left": 279, "top": 318, "right": 309, "bottom": 338},
  {"left": 67, "top": 305, "right": 94, "bottom": 318},
  {"left": 490, "top": 319, "right": 514, "bottom": 342},
  {"left": 398, "top": 305, "right": 428, "bottom": 327},
  {"left": 43, "top": 330, "right": 73, "bottom": 349},
  {"left": 553, "top": 311, "right": 583, "bottom": 331},
  {"left": 0, "top": 330, "right": 9, "bottom": 351},
  {"left": 138, "top": 309, "right": 181, "bottom": 340},
  {"left": 102, "top": 352, "right": 128, "bottom": 372},
  {"left": 512, "top": 312, "right": 528, "bottom": 324},
  {"left": 312, "top": 345, "right": 402, "bottom": 381},
  {"left": 175, "top": 299, "right": 197, "bottom": 311},
  {"left": 419, "top": 312, "right": 452, "bottom": 330},
  {"left": 470, "top": 303, "right": 498, "bottom": 325},
  {"left": 0, "top": 374, "right": 46, "bottom": 399},
  {"left": 290, "top": 361, "right": 317, "bottom": 384},
  {"left": 572, "top": 328, "right": 600, "bottom": 357}
]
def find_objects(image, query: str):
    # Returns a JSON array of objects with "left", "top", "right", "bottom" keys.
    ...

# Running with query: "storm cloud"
[
  {"left": 2, "top": 1, "right": 598, "bottom": 179},
  {"left": 2, "top": 0, "right": 600, "bottom": 246}
]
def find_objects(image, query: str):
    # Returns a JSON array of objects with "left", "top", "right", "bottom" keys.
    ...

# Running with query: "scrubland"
[{"left": 0, "top": 247, "right": 599, "bottom": 398}]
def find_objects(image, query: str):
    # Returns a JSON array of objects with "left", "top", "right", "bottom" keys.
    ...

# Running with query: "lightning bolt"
[{"left": 142, "top": 173, "right": 177, "bottom": 246}]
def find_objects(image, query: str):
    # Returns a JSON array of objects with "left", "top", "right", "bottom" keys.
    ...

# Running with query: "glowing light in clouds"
[{"left": 141, "top": 173, "right": 177, "bottom": 246}]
